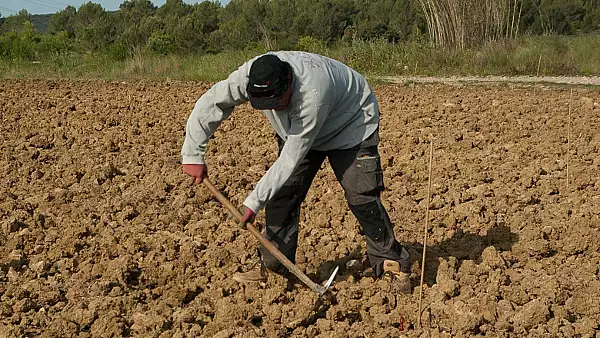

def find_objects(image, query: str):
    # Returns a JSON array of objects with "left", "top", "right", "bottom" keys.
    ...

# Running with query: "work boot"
[
  {"left": 383, "top": 260, "right": 411, "bottom": 295},
  {"left": 232, "top": 261, "right": 268, "bottom": 284}
]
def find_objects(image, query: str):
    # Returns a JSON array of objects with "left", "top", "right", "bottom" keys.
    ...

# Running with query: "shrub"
[
  {"left": 296, "top": 36, "right": 326, "bottom": 53},
  {"left": 108, "top": 41, "right": 128, "bottom": 61},
  {"left": 39, "top": 31, "right": 71, "bottom": 56},
  {"left": 146, "top": 32, "right": 175, "bottom": 55}
]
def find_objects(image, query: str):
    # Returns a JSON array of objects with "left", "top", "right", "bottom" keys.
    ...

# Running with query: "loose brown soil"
[{"left": 1, "top": 79, "right": 599, "bottom": 337}]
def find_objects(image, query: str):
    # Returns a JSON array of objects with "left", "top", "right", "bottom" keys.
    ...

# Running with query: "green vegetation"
[
  {"left": 2, "top": 34, "right": 599, "bottom": 81},
  {"left": 1, "top": 0, "right": 599, "bottom": 81}
]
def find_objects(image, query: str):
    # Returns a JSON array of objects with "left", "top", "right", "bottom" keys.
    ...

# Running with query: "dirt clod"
[{"left": 513, "top": 299, "right": 550, "bottom": 331}]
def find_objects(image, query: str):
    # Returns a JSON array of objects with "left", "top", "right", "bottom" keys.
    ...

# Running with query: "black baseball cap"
[{"left": 247, "top": 54, "right": 290, "bottom": 110}]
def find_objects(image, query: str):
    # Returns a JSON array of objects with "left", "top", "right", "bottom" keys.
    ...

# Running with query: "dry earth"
[{"left": 1, "top": 79, "right": 599, "bottom": 337}]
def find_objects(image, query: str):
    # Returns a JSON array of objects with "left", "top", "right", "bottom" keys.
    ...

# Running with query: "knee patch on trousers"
[
  {"left": 258, "top": 246, "right": 294, "bottom": 274},
  {"left": 349, "top": 201, "right": 387, "bottom": 241},
  {"left": 260, "top": 250, "right": 282, "bottom": 271}
]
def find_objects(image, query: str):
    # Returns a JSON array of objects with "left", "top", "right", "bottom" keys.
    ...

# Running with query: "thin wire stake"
[
  {"left": 567, "top": 88, "right": 572, "bottom": 192},
  {"left": 418, "top": 136, "right": 434, "bottom": 329}
]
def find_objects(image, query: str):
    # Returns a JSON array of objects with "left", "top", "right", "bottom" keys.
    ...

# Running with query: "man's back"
[{"left": 268, "top": 51, "right": 380, "bottom": 151}]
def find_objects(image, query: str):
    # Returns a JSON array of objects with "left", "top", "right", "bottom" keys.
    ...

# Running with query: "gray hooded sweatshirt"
[{"left": 182, "top": 51, "right": 379, "bottom": 213}]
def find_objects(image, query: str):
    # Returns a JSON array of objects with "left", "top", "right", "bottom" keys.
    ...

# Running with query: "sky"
[{"left": 0, "top": 0, "right": 230, "bottom": 16}]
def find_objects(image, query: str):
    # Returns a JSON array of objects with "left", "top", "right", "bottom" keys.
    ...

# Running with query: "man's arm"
[
  {"left": 243, "top": 101, "right": 328, "bottom": 213},
  {"left": 181, "top": 63, "right": 252, "bottom": 165}
]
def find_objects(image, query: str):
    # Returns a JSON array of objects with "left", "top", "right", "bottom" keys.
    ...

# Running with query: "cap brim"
[{"left": 250, "top": 96, "right": 282, "bottom": 110}]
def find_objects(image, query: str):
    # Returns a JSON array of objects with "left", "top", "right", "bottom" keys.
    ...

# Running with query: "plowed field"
[{"left": 1, "top": 79, "right": 599, "bottom": 337}]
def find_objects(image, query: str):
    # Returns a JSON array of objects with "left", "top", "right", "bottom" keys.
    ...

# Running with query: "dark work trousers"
[{"left": 259, "top": 130, "right": 410, "bottom": 277}]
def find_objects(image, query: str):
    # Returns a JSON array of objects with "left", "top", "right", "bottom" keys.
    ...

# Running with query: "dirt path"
[{"left": 378, "top": 75, "right": 600, "bottom": 87}]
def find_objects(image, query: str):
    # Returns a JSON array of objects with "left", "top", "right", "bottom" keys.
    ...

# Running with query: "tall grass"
[
  {"left": 1, "top": 34, "right": 599, "bottom": 81},
  {"left": 328, "top": 34, "right": 600, "bottom": 77},
  {"left": 0, "top": 50, "right": 260, "bottom": 81}
]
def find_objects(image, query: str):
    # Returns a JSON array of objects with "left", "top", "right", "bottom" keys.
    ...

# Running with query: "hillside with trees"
[{"left": 1, "top": 0, "right": 599, "bottom": 78}]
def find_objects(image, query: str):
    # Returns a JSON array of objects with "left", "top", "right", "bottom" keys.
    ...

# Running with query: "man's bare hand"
[{"left": 183, "top": 164, "right": 207, "bottom": 183}]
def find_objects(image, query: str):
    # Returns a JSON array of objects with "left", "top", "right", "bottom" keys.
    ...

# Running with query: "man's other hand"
[{"left": 183, "top": 164, "right": 207, "bottom": 183}]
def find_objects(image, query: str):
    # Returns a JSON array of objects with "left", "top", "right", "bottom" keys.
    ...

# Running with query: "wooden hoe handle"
[{"left": 202, "top": 178, "right": 328, "bottom": 295}]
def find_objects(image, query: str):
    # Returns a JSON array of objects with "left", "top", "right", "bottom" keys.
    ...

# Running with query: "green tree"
[
  {"left": 75, "top": 2, "right": 118, "bottom": 50},
  {"left": 157, "top": 0, "right": 193, "bottom": 18},
  {"left": 120, "top": 0, "right": 156, "bottom": 21},
  {"left": 8, "top": 21, "right": 38, "bottom": 60},
  {"left": 292, "top": 0, "right": 356, "bottom": 45},
  {"left": 265, "top": 0, "right": 298, "bottom": 48},
  {"left": 523, "top": 0, "right": 587, "bottom": 35},
  {"left": 3, "top": 9, "right": 31, "bottom": 33},
  {"left": 157, "top": 0, "right": 194, "bottom": 51},
  {"left": 49, "top": 6, "right": 77, "bottom": 38},
  {"left": 519, "top": 0, "right": 542, "bottom": 34},
  {"left": 217, "top": 0, "right": 269, "bottom": 50},
  {"left": 119, "top": 0, "right": 158, "bottom": 49},
  {"left": 539, "top": 0, "right": 586, "bottom": 34},
  {"left": 582, "top": 0, "right": 600, "bottom": 32},
  {"left": 353, "top": 0, "right": 395, "bottom": 40},
  {"left": 193, "top": 1, "right": 220, "bottom": 36},
  {"left": 171, "top": 1, "right": 220, "bottom": 53},
  {"left": 388, "top": 0, "right": 424, "bottom": 41}
]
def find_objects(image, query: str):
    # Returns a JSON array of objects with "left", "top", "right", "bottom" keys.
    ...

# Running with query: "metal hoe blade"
[{"left": 318, "top": 266, "right": 339, "bottom": 296}]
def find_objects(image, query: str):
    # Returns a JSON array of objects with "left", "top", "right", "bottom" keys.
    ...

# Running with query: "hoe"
[{"left": 202, "top": 178, "right": 339, "bottom": 296}]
